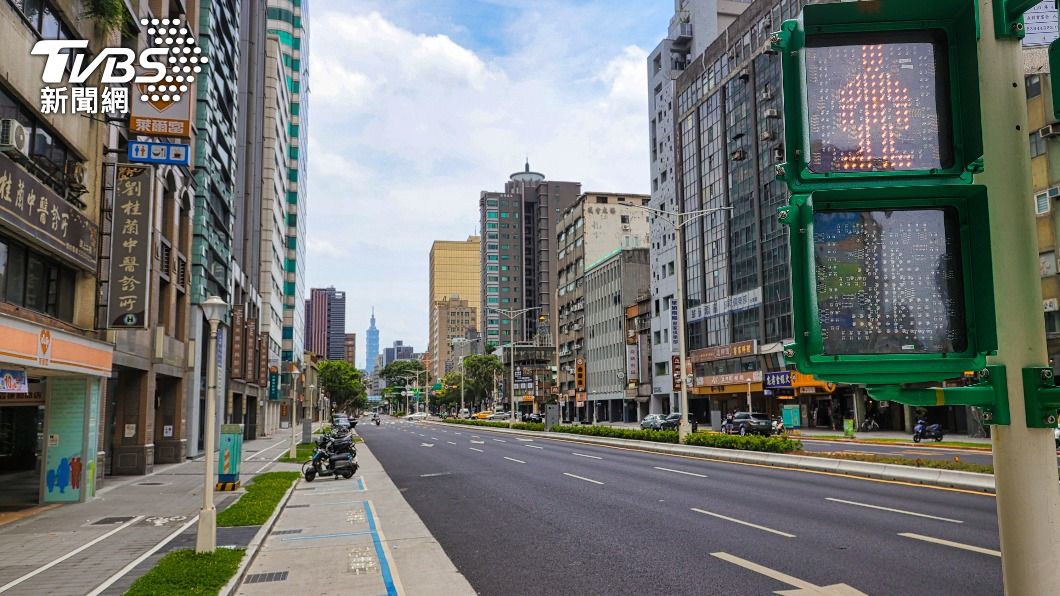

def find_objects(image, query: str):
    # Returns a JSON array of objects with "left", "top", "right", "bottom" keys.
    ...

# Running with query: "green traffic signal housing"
[{"left": 772, "top": 0, "right": 1009, "bottom": 419}]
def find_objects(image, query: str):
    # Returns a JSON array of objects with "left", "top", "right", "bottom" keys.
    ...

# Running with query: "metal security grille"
[
  {"left": 272, "top": 529, "right": 303, "bottom": 535},
  {"left": 244, "top": 571, "right": 289, "bottom": 584}
]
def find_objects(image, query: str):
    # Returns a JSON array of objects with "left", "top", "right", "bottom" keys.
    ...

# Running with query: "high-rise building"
[
  {"left": 430, "top": 295, "right": 479, "bottom": 378},
  {"left": 344, "top": 333, "right": 358, "bottom": 368},
  {"left": 647, "top": 0, "right": 751, "bottom": 414},
  {"left": 428, "top": 237, "right": 481, "bottom": 378},
  {"left": 267, "top": 0, "right": 310, "bottom": 373},
  {"left": 480, "top": 162, "right": 581, "bottom": 347},
  {"left": 556, "top": 193, "right": 651, "bottom": 404},
  {"left": 384, "top": 341, "right": 415, "bottom": 366},
  {"left": 305, "top": 287, "right": 346, "bottom": 360},
  {"left": 366, "top": 307, "right": 380, "bottom": 373}
]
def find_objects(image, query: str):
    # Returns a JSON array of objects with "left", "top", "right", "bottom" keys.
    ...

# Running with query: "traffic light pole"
[{"left": 978, "top": 2, "right": 1060, "bottom": 593}]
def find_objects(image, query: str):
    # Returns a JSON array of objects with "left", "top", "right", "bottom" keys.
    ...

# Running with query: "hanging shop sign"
[
  {"left": 690, "top": 340, "right": 758, "bottom": 363},
  {"left": 230, "top": 305, "right": 245, "bottom": 380},
  {"left": 0, "top": 152, "right": 98, "bottom": 271},
  {"left": 106, "top": 164, "right": 153, "bottom": 328}
]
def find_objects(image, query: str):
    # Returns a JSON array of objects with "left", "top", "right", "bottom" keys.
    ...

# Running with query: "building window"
[
  {"left": 1030, "top": 132, "right": 1047, "bottom": 158},
  {"left": 1036, "top": 185, "right": 1059, "bottom": 215},
  {"left": 0, "top": 234, "right": 76, "bottom": 322},
  {"left": 1027, "top": 75, "right": 1042, "bottom": 99}
]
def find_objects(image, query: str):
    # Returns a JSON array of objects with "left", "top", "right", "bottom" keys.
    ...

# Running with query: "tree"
[
  {"left": 460, "top": 354, "right": 502, "bottom": 408},
  {"left": 318, "top": 360, "right": 367, "bottom": 413},
  {"left": 379, "top": 359, "right": 427, "bottom": 387}
]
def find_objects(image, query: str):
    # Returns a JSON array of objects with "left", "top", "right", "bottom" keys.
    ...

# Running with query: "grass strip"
[
  {"left": 799, "top": 435, "right": 991, "bottom": 449},
  {"left": 816, "top": 451, "right": 995, "bottom": 474},
  {"left": 124, "top": 548, "right": 245, "bottom": 596},
  {"left": 216, "top": 471, "right": 300, "bottom": 527}
]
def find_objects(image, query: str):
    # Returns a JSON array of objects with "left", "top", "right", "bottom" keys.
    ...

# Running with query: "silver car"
[{"left": 640, "top": 414, "right": 666, "bottom": 430}]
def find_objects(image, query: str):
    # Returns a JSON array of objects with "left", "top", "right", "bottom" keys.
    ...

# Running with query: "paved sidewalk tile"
[{"left": 236, "top": 439, "right": 474, "bottom": 596}]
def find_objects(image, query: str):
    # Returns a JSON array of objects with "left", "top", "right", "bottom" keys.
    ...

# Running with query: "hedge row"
[
  {"left": 441, "top": 418, "right": 545, "bottom": 431},
  {"left": 684, "top": 432, "right": 802, "bottom": 453},
  {"left": 551, "top": 425, "right": 679, "bottom": 444}
]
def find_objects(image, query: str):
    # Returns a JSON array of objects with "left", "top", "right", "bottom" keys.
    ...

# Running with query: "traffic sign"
[{"left": 128, "top": 140, "right": 190, "bottom": 166}]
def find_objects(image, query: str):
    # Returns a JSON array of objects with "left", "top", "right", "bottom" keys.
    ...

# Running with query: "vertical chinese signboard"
[
  {"left": 106, "top": 164, "right": 152, "bottom": 328},
  {"left": 230, "top": 305, "right": 245, "bottom": 380},
  {"left": 245, "top": 318, "right": 258, "bottom": 383},
  {"left": 258, "top": 332, "right": 269, "bottom": 387},
  {"left": 672, "top": 355, "right": 683, "bottom": 391}
]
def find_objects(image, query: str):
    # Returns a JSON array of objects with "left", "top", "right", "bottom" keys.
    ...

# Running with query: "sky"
[{"left": 306, "top": 0, "right": 669, "bottom": 368}]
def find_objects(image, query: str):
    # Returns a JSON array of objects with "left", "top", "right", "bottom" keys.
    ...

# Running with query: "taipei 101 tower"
[{"left": 366, "top": 307, "right": 380, "bottom": 374}]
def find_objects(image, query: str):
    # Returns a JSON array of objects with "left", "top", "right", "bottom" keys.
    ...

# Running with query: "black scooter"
[
  {"left": 303, "top": 431, "right": 358, "bottom": 481},
  {"left": 912, "top": 419, "right": 944, "bottom": 443}
]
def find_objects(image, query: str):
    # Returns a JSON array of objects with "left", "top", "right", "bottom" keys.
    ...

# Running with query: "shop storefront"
[{"left": 0, "top": 315, "right": 113, "bottom": 509}]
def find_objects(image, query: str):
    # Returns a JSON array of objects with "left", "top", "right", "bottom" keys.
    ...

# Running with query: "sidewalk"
[
  {"left": 0, "top": 432, "right": 295, "bottom": 596},
  {"left": 234, "top": 438, "right": 474, "bottom": 596}
]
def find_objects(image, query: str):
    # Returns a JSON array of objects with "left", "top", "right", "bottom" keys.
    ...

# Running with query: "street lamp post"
[
  {"left": 631, "top": 204, "right": 733, "bottom": 443},
  {"left": 288, "top": 364, "right": 301, "bottom": 459},
  {"left": 303, "top": 384, "right": 315, "bottom": 444},
  {"left": 487, "top": 306, "right": 543, "bottom": 428},
  {"left": 195, "top": 295, "right": 228, "bottom": 554}
]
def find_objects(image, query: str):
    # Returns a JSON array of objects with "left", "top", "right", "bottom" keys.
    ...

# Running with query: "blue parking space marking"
[{"left": 364, "top": 500, "right": 398, "bottom": 596}]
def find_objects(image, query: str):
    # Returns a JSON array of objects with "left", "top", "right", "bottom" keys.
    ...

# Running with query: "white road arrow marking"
[
  {"left": 420, "top": 443, "right": 434, "bottom": 447},
  {"left": 711, "top": 552, "right": 866, "bottom": 595}
]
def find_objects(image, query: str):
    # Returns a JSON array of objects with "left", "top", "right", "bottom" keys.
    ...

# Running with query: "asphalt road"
[{"left": 358, "top": 418, "right": 1003, "bottom": 596}]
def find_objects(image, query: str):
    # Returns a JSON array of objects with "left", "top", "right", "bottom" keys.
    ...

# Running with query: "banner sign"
[
  {"left": 1024, "top": 2, "right": 1058, "bottom": 47},
  {"left": 687, "top": 288, "right": 762, "bottom": 323},
  {"left": 0, "top": 369, "right": 29, "bottom": 393},
  {"left": 230, "top": 305, "right": 245, "bottom": 380},
  {"left": 695, "top": 370, "right": 763, "bottom": 387},
  {"left": 691, "top": 340, "right": 758, "bottom": 363},
  {"left": 0, "top": 152, "right": 98, "bottom": 271},
  {"left": 106, "top": 164, "right": 153, "bottom": 328},
  {"left": 670, "top": 300, "right": 679, "bottom": 352},
  {"left": 258, "top": 332, "right": 269, "bottom": 386},
  {"left": 764, "top": 370, "right": 792, "bottom": 389},
  {"left": 625, "top": 343, "right": 640, "bottom": 384},
  {"left": 672, "top": 355, "right": 682, "bottom": 391},
  {"left": 245, "top": 318, "right": 258, "bottom": 383},
  {"left": 268, "top": 364, "right": 280, "bottom": 400}
]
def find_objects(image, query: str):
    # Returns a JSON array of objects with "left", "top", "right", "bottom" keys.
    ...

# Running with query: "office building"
[
  {"left": 584, "top": 249, "right": 650, "bottom": 423},
  {"left": 647, "top": 0, "right": 751, "bottom": 415},
  {"left": 480, "top": 161, "right": 581, "bottom": 347},
  {"left": 366, "top": 307, "right": 380, "bottom": 373},
  {"left": 428, "top": 237, "right": 481, "bottom": 378},
  {"left": 384, "top": 341, "right": 415, "bottom": 366},
  {"left": 344, "top": 333, "right": 357, "bottom": 368},
  {"left": 305, "top": 287, "right": 346, "bottom": 360},
  {"left": 556, "top": 192, "right": 651, "bottom": 410},
  {"left": 431, "top": 295, "right": 478, "bottom": 377}
]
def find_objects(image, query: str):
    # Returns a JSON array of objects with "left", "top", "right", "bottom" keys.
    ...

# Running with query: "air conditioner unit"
[
  {"left": 0, "top": 119, "right": 29, "bottom": 157},
  {"left": 764, "top": 108, "right": 780, "bottom": 119},
  {"left": 760, "top": 89, "right": 774, "bottom": 101},
  {"left": 1040, "top": 123, "right": 1060, "bottom": 139},
  {"left": 621, "top": 224, "right": 631, "bottom": 231},
  {"left": 760, "top": 131, "right": 774, "bottom": 141},
  {"left": 773, "top": 146, "right": 785, "bottom": 162},
  {"left": 731, "top": 149, "right": 748, "bottom": 161}
]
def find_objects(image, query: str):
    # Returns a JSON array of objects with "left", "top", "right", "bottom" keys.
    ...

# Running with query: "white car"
[{"left": 405, "top": 412, "right": 428, "bottom": 421}]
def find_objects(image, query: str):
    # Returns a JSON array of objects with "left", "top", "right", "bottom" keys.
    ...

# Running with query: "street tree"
[{"left": 318, "top": 360, "right": 367, "bottom": 413}]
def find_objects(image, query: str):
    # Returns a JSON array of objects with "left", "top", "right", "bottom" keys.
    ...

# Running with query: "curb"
[
  {"left": 220, "top": 478, "right": 300, "bottom": 596},
  {"left": 427, "top": 421, "right": 998, "bottom": 493},
  {"left": 796, "top": 436, "right": 994, "bottom": 453}
]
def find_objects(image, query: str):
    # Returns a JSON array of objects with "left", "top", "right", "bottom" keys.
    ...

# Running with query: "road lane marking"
[
  {"left": 431, "top": 437, "right": 439, "bottom": 440},
  {"left": 563, "top": 472, "right": 603, "bottom": 485},
  {"left": 87, "top": 515, "right": 199, "bottom": 596},
  {"left": 420, "top": 443, "right": 434, "bottom": 448},
  {"left": 469, "top": 447, "right": 484, "bottom": 452},
  {"left": 691, "top": 508, "right": 795, "bottom": 538},
  {"left": 525, "top": 445, "right": 543, "bottom": 449},
  {"left": 826, "top": 498, "right": 962, "bottom": 523},
  {"left": 254, "top": 441, "right": 294, "bottom": 473},
  {"left": 654, "top": 466, "right": 708, "bottom": 478},
  {"left": 447, "top": 441, "right": 457, "bottom": 445},
  {"left": 571, "top": 452, "right": 602, "bottom": 460},
  {"left": 898, "top": 533, "right": 1000, "bottom": 557},
  {"left": 2, "top": 515, "right": 146, "bottom": 593},
  {"left": 471, "top": 440, "right": 485, "bottom": 444},
  {"left": 454, "top": 432, "right": 462, "bottom": 435},
  {"left": 504, "top": 457, "right": 526, "bottom": 464},
  {"left": 493, "top": 439, "right": 507, "bottom": 443},
  {"left": 420, "top": 473, "right": 451, "bottom": 478},
  {"left": 711, "top": 552, "right": 866, "bottom": 595},
  {"left": 516, "top": 438, "right": 534, "bottom": 442}
]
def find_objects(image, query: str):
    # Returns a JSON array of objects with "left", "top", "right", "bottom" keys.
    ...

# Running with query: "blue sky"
[{"left": 306, "top": 1, "right": 669, "bottom": 367}]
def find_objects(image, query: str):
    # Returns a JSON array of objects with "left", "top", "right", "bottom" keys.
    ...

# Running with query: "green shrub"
[
  {"left": 441, "top": 418, "right": 544, "bottom": 431},
  {"left": 822, "top": 451, "right": 994, "bottom": 474},
  {"left": 550, "top": 425, "right": 679, "bottom": 444},
  {"left": 684, "top": 432, "right": 802, "bottom": 453}
]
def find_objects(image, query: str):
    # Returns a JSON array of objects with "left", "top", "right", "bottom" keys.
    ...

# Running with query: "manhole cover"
[{"left": 93, "top": 516, "right": 135, "bottom": 525}]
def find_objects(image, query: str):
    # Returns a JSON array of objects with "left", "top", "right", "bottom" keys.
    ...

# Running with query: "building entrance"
[{"left": 0, "top": 402, "right": 44, "bottom": 511}]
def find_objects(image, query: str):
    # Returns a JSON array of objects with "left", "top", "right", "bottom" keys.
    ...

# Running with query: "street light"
[
  {"left": 196, "top": 295, "right": 228, "bottom": 554},
  {"left": 304, "top": 384, "right": 315, "bottom": 444},
  {"left": 487, "top": 306, "right": 543, "bottom": 428},
  {"left": 630, "top": 203, "right": 733, "bottom": 443},
  {"left": 288, "top": 364, "right": 301, "bottom": 459}
]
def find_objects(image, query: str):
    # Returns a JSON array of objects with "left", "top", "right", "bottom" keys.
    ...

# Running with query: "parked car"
[
  {"left": 640, "top": 414, "right": 666, "bottom": 430},
  {"left": 459, "top": 408, "right": 471, "bottom": 419},
  {"left": 725, "top": 412, "right": 772, "bottom": 436},
  {"left": 487, "top": 411, "right": 510, "bottom": 421},
  {"left": 332, "top": 416, "right": 351, "bottom": 430},
  {"left": 522, "top": 413, "right": 543, "bottom": 423},
  {"left": 405, "top": 412, "right": 428, "bottom": 421},
  {"left": 659, "top": 413, "right": 683, "bottom": 430},
  {"left": 472, "top": 411, "right": 493, "bottom": 420}
]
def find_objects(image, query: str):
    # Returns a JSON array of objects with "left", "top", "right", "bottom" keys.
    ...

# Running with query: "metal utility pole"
[
  {"left": 488, "top": 306, "right": 543, "bottom": 427},
  {"left": 977, "top": 2, "right": 1060, "bottom": 592},
  {"left": 631, "top": 204, "right": 733, "bottom": 442}
]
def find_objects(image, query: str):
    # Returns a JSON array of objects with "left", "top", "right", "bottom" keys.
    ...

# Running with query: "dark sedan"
[{"left": 724, "top": 412, "right": 772, "bottom": 436}]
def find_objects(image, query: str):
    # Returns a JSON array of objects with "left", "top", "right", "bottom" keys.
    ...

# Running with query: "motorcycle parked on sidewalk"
[
  {"left": 912, "top": 419, "right": 944, "bottom": 443},
  {"left": 303, "top": 430, "right": 359, "bottom": 482}
]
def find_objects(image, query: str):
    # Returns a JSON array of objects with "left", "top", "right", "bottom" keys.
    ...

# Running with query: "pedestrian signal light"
[{"left": 774, "top": 1, "right": 996, "bottom": 387}]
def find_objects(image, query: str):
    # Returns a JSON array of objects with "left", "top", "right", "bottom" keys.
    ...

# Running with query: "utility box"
[
  {"left": 545, "top": 404, "right": 560, "bottom": 431},
  {"left": 217, "top": 424, "right": 243, "bottom": 491}
]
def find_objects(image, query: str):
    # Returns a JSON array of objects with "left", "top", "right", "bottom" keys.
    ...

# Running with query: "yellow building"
[{"left": 428, "top": 237, "right": 481, "bottom": 378}]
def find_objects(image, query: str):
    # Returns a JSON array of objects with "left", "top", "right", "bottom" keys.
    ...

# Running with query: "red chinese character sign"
[{"left": 106, "top": 165, "right": 153, "bottom": 328}]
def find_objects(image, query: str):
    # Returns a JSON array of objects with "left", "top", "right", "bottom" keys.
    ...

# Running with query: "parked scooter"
[
  {"left": 303, "top": 429, "right": 359, "bottom": 481},
  {"left": 912, "top": 419, "right": 944, "bottom": 443}
]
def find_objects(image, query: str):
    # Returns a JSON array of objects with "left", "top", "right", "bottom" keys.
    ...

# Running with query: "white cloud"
[{"left": 307, "top": 6, "right": 651, "bottom": 362}]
